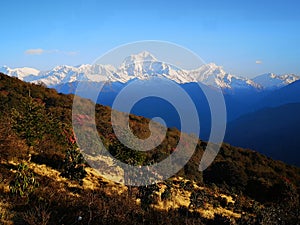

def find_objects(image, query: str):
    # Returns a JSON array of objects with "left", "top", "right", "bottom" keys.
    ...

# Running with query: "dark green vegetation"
[{"left": 0, "top": 73, "right": 299, "bottom": 224}]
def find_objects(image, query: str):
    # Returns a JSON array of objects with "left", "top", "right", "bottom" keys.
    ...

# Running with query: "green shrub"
[
  {"left": 9, "top": 162, "right": 39, "bottom": 198},
  {"left": 161, "top": 180, "right": 173, "bottom": 201},
  {"left": 11, "top": 97, "right": 48, "bottom": 147},
  {"left": 108, "top": 141, "right": 146, "bottom": 166},
  {"left": 60, "top": 148, "right": 87, "bottom": 185}
]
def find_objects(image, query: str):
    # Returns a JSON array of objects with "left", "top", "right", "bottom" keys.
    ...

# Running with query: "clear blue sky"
[{"left": 1, "top": 0, "right": 300, "bottom": 77}]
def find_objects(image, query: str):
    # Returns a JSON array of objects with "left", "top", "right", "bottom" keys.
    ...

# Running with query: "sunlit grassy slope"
[{"left": 0, "top": 73, "right": 299, "bottom": 224}]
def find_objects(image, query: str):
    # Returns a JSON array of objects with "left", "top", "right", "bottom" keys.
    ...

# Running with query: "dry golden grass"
[
  {"left": 150, "top": 176, "right": 241, "bottom": 220},
  {"left": 0, "top": 200, "right": 14, "bottom": 225},
  {"left": 197, "top": 204, "right": 241, "bottom": 219},
  {"left": 2, "top": 159, "right": 244, "bottom": 224}
]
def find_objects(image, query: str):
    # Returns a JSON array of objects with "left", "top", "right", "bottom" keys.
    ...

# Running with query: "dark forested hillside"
[
  {"left": 225, "top": 103, "right": 300, "bottom": 166},
  {"left": 256, "top": 80, "right": 300, "bottom": 108},
  {"left": 0, "top": 73, "right": 299, "bottom": 225}
]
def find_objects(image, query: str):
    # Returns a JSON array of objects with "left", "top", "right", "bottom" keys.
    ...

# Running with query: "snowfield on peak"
[
  {"left": 0, "top": 66, "right": 40, "bottom": 81},
  {"left": 122, "top": 51, "right": 158, "bottom": 66},
  {"left": 189, "top": 63, "right": 261, "bottom": 89}
]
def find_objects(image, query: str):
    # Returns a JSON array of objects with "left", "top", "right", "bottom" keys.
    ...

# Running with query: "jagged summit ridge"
[
  {"left": 253, "top": 72, "right": 300, "bottom": 89},
  {"left": 121, "top": 51, "right": 157, "bottom": 66},
  {"left": 1, "top": 52, "right": 298, "bottom": 90}
]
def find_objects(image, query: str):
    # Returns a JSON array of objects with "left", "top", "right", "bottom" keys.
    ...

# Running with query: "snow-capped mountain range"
[
  {"left": 252, "top": 73, "right": 299, "bottom": 89},
  {"left": 1, "top": 51, "right": 299, "bottom": 90}
]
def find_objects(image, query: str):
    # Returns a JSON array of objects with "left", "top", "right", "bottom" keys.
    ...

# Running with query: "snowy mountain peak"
[
  {"left": 253, "top": 73, "right": 300, "bottom": 89},
  {"left": 122, "top": 51, "right": 157, "bottom": 66},
  {"left": 189, "top": 64, "right": 260, "bottom": 90},
  {"left": 195, "top": 63, "right": 226, "bottom": 76},
  {"left": 269, "top": 73, "right": 277, "bottom": 79},
  {"left": 0, "top": 66, "right": 40, "bottom": 80},
  {"left": 205, "top": 62, "right": 221, "bottom": 69}
]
